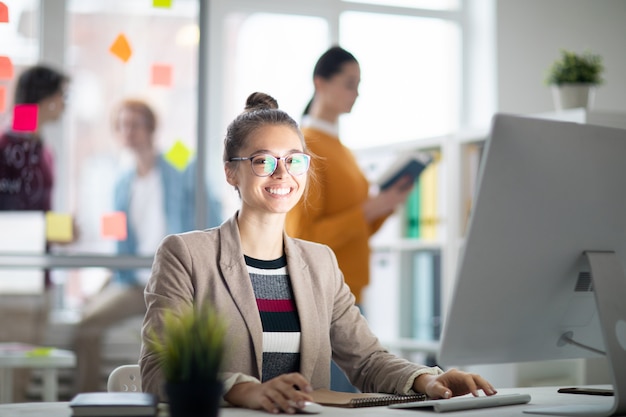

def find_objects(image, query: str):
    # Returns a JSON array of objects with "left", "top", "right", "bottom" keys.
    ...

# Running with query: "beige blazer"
[{"left": 140, "top": 213, "right": 439, "bottom": 400}]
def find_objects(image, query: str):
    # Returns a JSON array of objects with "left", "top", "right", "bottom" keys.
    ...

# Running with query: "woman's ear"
[{"left": 224, "top": 164, "right": 237, "bottom": 187}]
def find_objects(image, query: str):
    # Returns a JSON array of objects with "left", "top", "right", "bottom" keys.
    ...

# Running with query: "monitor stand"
[{"left": 524, "top": 251, "right": 626, "bottom": 417}]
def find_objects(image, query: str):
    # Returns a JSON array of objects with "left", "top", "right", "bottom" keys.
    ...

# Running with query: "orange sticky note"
[
  {"left": 101, "top": 212, "right": 127, "bottom": 240},
  {"left": 164, "top": 140, "right": 193, "bottom": 171},
  {"left": 0, "top": 2, "right": 8, "bottom": 23},
  {"left": 0, "top": 85, "right": 6, "bottom": 113},
  {"left": 45, "top": 212, "right": 73, "bottom": 243},
  {"left": 153, "top": 0, "right": 172, "bottom": 8},
  {"left": 109, "top": 33, "right": 132, "bottom": 63},
  {"left": 12, "top": 104, "right": 38, "bottom": 132},
  {"left": 0, "top": 56, "right": 13, "bottom": 80},
  {"left": 151, "top": 63, "right": 173, "bottom": 87}
]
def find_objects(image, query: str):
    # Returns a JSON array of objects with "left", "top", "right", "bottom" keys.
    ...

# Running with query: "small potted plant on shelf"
[
  {"left": 147, "top": 303, "right": 227, "bottom": 417},
  {"left": 545, "top": 49, "right": 604, "bottom": 111}
]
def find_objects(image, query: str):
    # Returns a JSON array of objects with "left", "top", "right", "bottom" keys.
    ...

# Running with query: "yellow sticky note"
[
  {"left": 26, "top": 347, "right": 53, "bottom": 357},
  {"left": 164, "top": 140, "right": 193, "bottom": 171},
  {"left": 45, "top": 212, "right": 73, "bottom": 243},
  {"left": 0, "top": 2, "right": 8, "bottom": 23},
  {"left": 151, "top": 63, "right": 173, "bottom": 87},
  {"left": 109, "top": 33, "right": 132, "bottom": 63},
  {"left": 0, "top": 56, "right": 13, "bottom": 80},
  {"left": 153, "top": 0, "right": 172, "bottom": 8},
  {"left": 101, "top": 212, "right": 127, "bottom": 240}
]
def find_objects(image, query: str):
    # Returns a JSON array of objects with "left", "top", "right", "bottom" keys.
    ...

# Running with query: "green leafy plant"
[
  {"left": 147, "top": 303, "right": 227, "bottom": 384},
  {"left": 545, "top": 49, "right": 604, "bottom": 86}
]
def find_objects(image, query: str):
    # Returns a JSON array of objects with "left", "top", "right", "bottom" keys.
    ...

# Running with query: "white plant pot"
[{"left": 551, "top": 83, "right": 596, "bottom": 111}]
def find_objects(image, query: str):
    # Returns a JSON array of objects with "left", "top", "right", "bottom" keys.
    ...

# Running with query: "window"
[
  {"left": 208, "top": 1, "right": 481, "bottom": 155},
  {"left": 339, "top": 11, "right": 460, "bottom": 148}
]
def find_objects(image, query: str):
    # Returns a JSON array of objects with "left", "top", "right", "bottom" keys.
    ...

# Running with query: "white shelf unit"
[{"left": 358, "top": 128, "right": 489, "bottom": 353}]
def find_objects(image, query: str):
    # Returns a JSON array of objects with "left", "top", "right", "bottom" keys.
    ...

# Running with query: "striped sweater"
[{"left": 245, "top": 255, "right": 301, "bottom": 381}]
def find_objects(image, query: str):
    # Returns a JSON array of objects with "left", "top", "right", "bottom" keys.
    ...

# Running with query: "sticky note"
[
  {"left": 151, "top": 63, "right": 173, "bottom": 87},
  {"left": 109, "top": 33, "right": 132, "bottom": 63},
  {"left": 0, "top": 56, "right": 13, "bottom": 80},
  {"left": 45, "top": 212, "right": 73, "bottom": 243},
  {"left": 101, "top": 212, "right": 127, "bottom": 240},
  {"left": 0, "top": 85, "right": 6, "bottom": 113},
  {"left": 153, "top": 0, "right": 172, "bottom": 8},
  {"left": 164, "top": 140, "right": 193, "bottom": 171},
  {"left": 26, "top": 347, "right": 54, "bottom": 357},
  {"left": 12, "top": 104, "right": 38, "bottom": 132},
  {"left": 0, "top": 2, "right": 8, "bottom": 23}
]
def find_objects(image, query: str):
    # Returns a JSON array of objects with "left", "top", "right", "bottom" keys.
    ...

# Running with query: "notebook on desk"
[
  {"left": 309, "top": 388, "right": 426, "bottom": 408},
  {"left": 388, "top": 393, "right": 531, "bottom": 412}
]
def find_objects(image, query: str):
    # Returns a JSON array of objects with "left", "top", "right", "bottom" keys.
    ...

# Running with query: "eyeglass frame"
[{"left": 228, "top": 152, "right": 311, "bottom": 177}]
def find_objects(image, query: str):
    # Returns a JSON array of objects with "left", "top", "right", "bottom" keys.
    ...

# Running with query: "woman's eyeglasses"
[{"left": 229, "top": 153, "right": 310, "bottom": 177}]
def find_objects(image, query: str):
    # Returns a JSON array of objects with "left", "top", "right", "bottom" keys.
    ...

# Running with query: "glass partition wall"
[{"left": 1, "top": 0, "right": 203, "bottom": 313}]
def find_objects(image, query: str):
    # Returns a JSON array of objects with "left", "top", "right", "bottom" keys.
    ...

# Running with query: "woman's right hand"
[
  {"left": 224, "top": 372, "right": 314, "bottom": 414},
  {"left": 362, "top": 176, "right": 414, "bottom": 223}
]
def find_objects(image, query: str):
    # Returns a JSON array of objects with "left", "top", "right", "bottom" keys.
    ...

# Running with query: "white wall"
[{"left": 496, "top": 0, "right": 626, "bottom": 114}]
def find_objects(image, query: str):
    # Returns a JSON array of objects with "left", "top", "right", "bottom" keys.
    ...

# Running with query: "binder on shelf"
[
  {"left": 412, "top": 250, "right": 442, "bottom": 341},
  {"left": 404, "top": 182, "right": 420, "bottom": 238},
  {"left": 462, "top": 142, "right": 485, "bottom": 235},
  {"left": 418, "top": 151, "right": 441, "bottom": 240}
]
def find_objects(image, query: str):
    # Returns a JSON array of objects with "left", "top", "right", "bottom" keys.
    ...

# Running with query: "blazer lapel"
[
  {"left": 284, "top": 235, "right": 321, "bottom": 380},
  {"left": 219, "top": 214, "right": 264, "bottom": 378}
]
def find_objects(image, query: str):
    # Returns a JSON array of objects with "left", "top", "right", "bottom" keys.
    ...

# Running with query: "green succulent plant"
[
  {"left": 147, "top": 303, "right": 227, "bottom": 384},
  {"left": 545, "top": 50, "right": 604, "bottom": 86}
]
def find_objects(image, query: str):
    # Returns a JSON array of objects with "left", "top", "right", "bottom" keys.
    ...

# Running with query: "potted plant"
[
  {"left": 147, "top": 303, "right": 227, "bottom": 417},
  {"left": 545, "top": 49, "right": 604, "bottom": 111}
]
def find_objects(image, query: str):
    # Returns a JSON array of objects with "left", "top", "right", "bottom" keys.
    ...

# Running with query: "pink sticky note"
[
  {"left": 12, "top": 104, "right": 38, "bottom": 132},
  {"left": 0, "top": 85, "right": 6, "bottom": 113},
  {"left": 0, "top": 56, "right": 13, "bottom": 80},
  {"left": 151, "top": 63, "right": 173, "bottom": 87},
  {"left": 101, "top": 212, "right": 127, "bottom": 240},
  {"left": 0, "top": 2, "right": 8, "bottom": 23}
]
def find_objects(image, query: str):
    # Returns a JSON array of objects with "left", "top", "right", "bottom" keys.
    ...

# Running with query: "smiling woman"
[{"left": 139, "top": 92, "right": 496, "bottom": 414}]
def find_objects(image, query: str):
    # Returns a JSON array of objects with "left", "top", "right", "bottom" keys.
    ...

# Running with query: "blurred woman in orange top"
[{"left": 286, "top": 46, "right": 413, "bottom": 305}]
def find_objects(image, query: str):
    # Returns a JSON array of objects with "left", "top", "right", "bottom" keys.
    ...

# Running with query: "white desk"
[
  {"left": 0, "top": 343, "right": 76, "bottom": 403},
  {"left": 0, "top": 386, "right": 615, "bottom": 417}
]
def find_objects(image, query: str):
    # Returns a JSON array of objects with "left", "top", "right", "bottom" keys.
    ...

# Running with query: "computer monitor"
[{"left": 437, "top": 114, "right": 626, "bottom": 416}]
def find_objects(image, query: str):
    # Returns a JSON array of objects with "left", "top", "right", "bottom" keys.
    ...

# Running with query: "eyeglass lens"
[{"left": 251, "top": 153, "right": 309, "bottom": 177}]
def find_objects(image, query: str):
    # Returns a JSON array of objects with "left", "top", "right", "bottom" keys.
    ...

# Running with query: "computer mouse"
[{"left": 296, "top": 401, "right": 324, "bottom": 414}]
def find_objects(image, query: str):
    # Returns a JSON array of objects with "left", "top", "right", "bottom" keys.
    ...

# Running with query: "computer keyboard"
[{"left": 388, "top": 393, "right": 531, "bottom": 412}]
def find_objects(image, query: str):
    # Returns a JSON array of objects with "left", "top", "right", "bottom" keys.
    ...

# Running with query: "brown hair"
[
  {"left": 223, "top": 92, "right": 306, "bottom": 162},
  {"left": 223, "top": 92, "right": 318, "bottom": 201},
  {"left": 112, "top": 99, "right": 157, "bottom": 133}
]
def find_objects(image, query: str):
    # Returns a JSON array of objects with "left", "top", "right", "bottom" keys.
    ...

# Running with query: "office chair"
[{"left": 107, "top": 364, "right": 142, "bottom": 392}]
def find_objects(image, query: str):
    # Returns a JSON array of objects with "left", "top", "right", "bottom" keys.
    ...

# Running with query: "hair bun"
[{"left": 244, "top": 92, "right": 279, "bottom": 112}]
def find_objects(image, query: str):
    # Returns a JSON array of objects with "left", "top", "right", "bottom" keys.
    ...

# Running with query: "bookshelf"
[
  {"left": 358, "top": 128, "right": 488, "bottom": 357},
  {"left": 360, "top": 109, "right": 623, "bottom": 386}
]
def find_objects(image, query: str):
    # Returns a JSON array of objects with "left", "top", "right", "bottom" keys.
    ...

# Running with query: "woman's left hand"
[{"left": 413, "top": 368, "right": 497, "bottom": 399}]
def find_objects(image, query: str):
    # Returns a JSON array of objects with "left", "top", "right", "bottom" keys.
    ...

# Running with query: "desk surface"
[{"left": 0, "top": 386, "right": 615, "bottom": 417}]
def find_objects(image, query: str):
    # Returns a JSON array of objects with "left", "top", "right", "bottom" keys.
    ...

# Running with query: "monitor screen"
[{"left": 437, "top": 114, "right": 626, "bottom": 416}]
